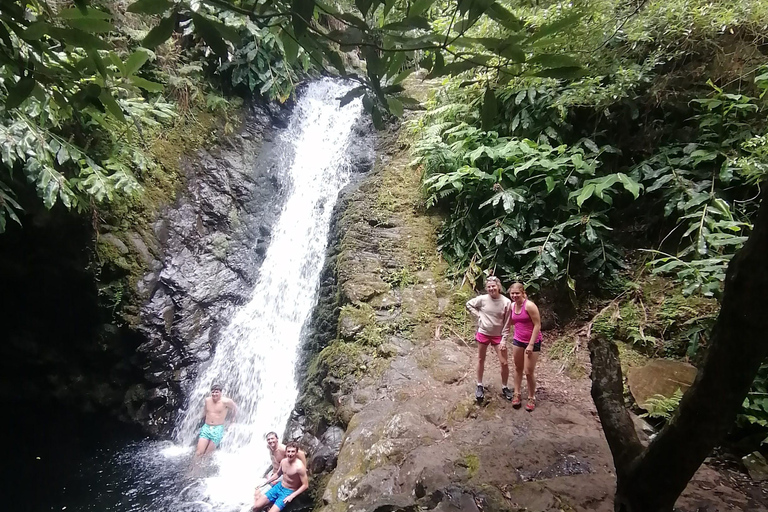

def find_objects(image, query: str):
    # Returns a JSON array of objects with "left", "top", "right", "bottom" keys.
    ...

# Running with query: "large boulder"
[{"left": 627, "top": 359, "right": 698, "bottom": 408}]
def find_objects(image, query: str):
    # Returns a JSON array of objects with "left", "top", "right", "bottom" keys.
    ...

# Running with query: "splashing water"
[{"left": 170, "top": 79, "right": 363, "bottom": 509}]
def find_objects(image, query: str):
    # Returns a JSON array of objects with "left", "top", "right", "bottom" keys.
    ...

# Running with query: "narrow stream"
[{"left": 19, "top": 80, "right": 363, "bottom": 512}]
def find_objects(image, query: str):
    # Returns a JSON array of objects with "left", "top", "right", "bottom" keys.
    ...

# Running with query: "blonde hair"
[{"left": 509, "top": 281, "right": 527, "bottom": 298}]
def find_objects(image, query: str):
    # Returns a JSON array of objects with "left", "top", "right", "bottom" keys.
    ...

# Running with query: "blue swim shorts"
[
  {"left": 199, "top": 424, "right": 225, "bottom": 446},
  {"left": 265, "top": 482, "right": 294, "bottom": 510}
]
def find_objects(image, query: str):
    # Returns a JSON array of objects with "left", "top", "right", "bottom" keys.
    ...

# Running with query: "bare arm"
[
  {"left": 284, "top": 466, "right": 309, "bottom": 503},
  {"left": 298, "top": 449, "right": 307, "bottom": 468},
  {"left": 526, "top": 301, "right": 542, "bottom": 346},
  {"left": 500, "top": 302, "right": 512, "bottom": 345},
  {"left": 465, "top": 296, "right": 483, "bottom": 318},
  {"left": 226, "top": 398, "right": 238, "bottom": 421}
]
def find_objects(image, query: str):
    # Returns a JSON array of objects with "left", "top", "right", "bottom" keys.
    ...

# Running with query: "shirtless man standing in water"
[
  {"left": 253, "top": 442, "right": 308, "bottom": 512},
  {"left": 195, "top": 384, "right": 237, "bottom": 456}
]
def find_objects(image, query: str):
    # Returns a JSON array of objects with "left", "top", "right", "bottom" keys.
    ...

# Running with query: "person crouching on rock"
[
  {"left": 466, "top": 275, "right": 513, "bottom": 402},
  {"left": 253, "top": 441, "right": 308, "bottom": 512},
  {"left": 508, "top": 282, "right": 543, "bottom": 412},
  {"left": 195, "top": 383, "right": 237, "bottom": 456}
]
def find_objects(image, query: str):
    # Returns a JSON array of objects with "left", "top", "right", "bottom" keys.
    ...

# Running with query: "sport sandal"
[
  {"left": 525, "top": 396, "right": 536, "bottom": 412},
  {"left": 511, "top": 393, "right": 522, "bottom": 408}
]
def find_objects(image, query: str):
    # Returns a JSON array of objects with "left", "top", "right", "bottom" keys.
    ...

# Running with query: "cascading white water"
[{"left": 173, "top": 79, "right": 363, "bottom": 509}]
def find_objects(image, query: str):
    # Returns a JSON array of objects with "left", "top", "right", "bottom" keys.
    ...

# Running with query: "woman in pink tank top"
[{"left": 508, "top": 282, "right": 542, "bottom": 411}]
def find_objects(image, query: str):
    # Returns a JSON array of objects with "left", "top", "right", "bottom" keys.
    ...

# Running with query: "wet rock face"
[
  {"left": 132, "top": 105, "right": 286, "bottom": 433},
  {"left": 136, "top": 103, "right": 375, "bottom": 434}
]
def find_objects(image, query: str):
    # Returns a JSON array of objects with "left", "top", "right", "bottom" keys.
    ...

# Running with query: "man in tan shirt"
[{"left": 466, "top": 276, "right": 512, "bottom": 401}]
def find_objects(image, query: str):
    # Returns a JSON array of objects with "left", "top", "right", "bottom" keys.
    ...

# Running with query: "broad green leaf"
[
  {"left": 382, "top": 17, "right": 431, "bottom": 31},
  {"left": 527, "top": 12, "right": 582, "bottom": 43},
  {"left": 528, "top": 53, "right": 580, "bottom": 69},
  {"left": 371, "top": 107, "right": 384, "bottom": 130},
  {"left": 6, "top": 77, "right": 36, "bottom": 109},
  {"left": 427, "top": 51, "right": 444, "bottom": 77},
  {"left": 534, "top": 66, "right": 584, "bottom": 80},
  {"left": 129, "top": 76, "right": 164, "bottom": 92},
  {"left": 293, "top": 0, "right": 316, "bottom": 36},
  {"left": 387, "top": 52, "right": 406, "bottom": 78},
  {"left": 22, "top": 22, "right": 51, "bottom": 40},
  {"left": 58, "top": 8, "right": 112, "bottom": 20},
  {"left": 88, "top": 48, "right": 108, "bottom": 78},
  {"left": 207, "top": 18, "right": 241, "bottom": 45},
  {"left": 280, "top": 30, "right": 299, "bottom": 63},
  {"left": 108, "top": 51, "right": 127, "bottom": 76},
  {"left": 192, "top": 14, "right": 228, "bottom": 57},
  {"left": 481, "top": 87, "right": 496, "bottom": 131},
  {"left": 99, "top": 89, "right": 126, "bottom": 123},
  {"left": 143, "top": 13, "right": 177, "bottom": 49},
  {"left": 50, "top": 27, "right": 111, "bottom": 49},
  {"left": 127, "top": 0, "right": 174, "bottom": 15},
  {"left": 66, "top": 17, "right": 113, "bottom": 33},
  {"left": 574, "top": 183, "right": 595, "bottom": 207},
  {"left": 355, "top": 0, "right": 374, "bottom": 17},
  {"left": 338, "top": 87, "right": 365, "bottom": 107},
  {"left": 617, "top": 173, "right": 642, "bottom": 199},
  {"left": 485, "top": 2, "right": 523, "bottom": 31},
  {"left": 387, "top": 97, "right": 404, "bottom": 117},
  {"left": 124, "top": 50, "right": 150, "bottom": 77},
  {"left": 409, "top": 0, "right": 435, "bottom": 17},
  {"left": 392, "top": 68, "right": 413, "bottom": 85}
]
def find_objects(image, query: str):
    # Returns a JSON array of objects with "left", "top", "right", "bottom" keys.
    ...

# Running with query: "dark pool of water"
[{"left": 2, "top": 404, "right": 205, "bottom": 512}]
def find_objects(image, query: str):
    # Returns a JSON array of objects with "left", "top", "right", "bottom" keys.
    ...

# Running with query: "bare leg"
[
  {"left": 512, "top": 345, "right": 525, "bottom": 395},
  {"left": 252, "top": 493, "right": 271, "bottom": 511},
  {"left": 267, "top": 505, "right": 281, "bottom": 512},
  {"left": 204, "top": 440, "right": 217, "bottom": 454},
  {"left": 476, "top": 342, "right": 490, "bottom": 384},
  {"left": 524, "top": 351, "right": 540, "bottom": 398},
  {"left": 491, "top": 344, "right": 509, "bottom": 387},
  {"left": 195, "top": 437, "right": 210, "bottom": 456}
]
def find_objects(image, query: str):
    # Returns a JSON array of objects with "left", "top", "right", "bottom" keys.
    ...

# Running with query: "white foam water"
[{"left": 170, "top": 79, "right": 363, "bottom": 509}]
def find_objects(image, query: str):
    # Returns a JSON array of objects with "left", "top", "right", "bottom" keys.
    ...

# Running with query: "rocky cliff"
[{"left": 286, "top": 86, "right": 766, "bottom": 512}]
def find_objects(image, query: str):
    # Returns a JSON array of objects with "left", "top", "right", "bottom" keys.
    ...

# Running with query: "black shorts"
[{"left": 512, "top": 340, "right": 541, "bottom": 352}]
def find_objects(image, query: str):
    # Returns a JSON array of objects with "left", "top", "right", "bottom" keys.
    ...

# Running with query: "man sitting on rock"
[
  {"left": 195, "top": 383, "right": 237, "bottom": 456},
  {"left": 253, "top": 441, "right": 308, "bottom": 512},
  {"left": 256, "top": 432, "right": 308, "bottom": 496}
]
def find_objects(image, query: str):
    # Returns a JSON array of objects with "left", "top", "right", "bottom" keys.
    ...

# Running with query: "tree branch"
[{"left": 588, "top": 331, "right": 644, "bottom": 478}]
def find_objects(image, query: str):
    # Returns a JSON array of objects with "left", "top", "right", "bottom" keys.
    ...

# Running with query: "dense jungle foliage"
[
  {"left": 407, "top": 0, "right": 768, "bottom": 440},
  {"left": 0, "top": 0, "right": 766, "bottom": 470}
]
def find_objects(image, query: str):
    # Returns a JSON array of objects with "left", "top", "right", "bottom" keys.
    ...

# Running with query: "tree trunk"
[{"left": 589, "top": 193, "right": 768, "bottom": 512}]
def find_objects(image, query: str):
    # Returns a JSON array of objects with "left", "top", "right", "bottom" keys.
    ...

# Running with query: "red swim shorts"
[{"left": 476, "top": 332, "right": 502, "bottom": 345}]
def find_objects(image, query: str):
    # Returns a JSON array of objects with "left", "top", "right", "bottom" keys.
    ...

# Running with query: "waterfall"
[{"left": 173, "top": 79, "right": 363, "bottom": 509}]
